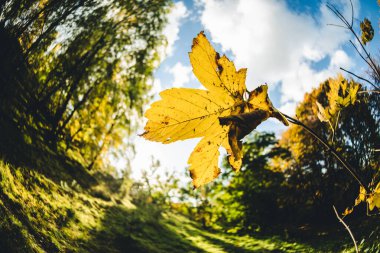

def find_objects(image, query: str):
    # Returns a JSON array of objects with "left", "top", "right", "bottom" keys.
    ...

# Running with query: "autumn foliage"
[{"left": 142, "top": 32, "right": 288, "bottom": 187}]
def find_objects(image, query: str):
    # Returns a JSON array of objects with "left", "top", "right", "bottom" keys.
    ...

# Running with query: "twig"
[
  {"left": 332, "top": 110, "right": 340, "bottom": 142},
  {"left": 333, "top": 206, "right": 359, "bottom": 253},
  {"left": 326, "top": 23, "right": 349, "bottom": 29},
  {"left": 340, "top": 67, "right": 379, "bottom": 90},
  {"left": 348, "top": 40, "right": 374, "bottom": 75},
  {"left": 358, "top": 90, "right": 380, "bottom": 94},
  {"left": 326, "top": 2, "right": 380, "bottom": 91},
  {"left": 281, "top": 113, "right": 369, "bottom": 193},
  {"left": 349, "top": 0, "right": 354, "bottom": 28}
]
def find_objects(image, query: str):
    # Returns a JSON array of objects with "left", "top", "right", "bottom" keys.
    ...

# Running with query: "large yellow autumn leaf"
[{"left": 142, "top": 31, "right": 288, "bottom": 188}]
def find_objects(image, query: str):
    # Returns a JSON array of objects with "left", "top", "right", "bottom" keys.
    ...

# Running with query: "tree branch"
[
  {"left": 281, "top": 113, "right": 369, "bottom": 192},
  {"left": 326, "top": 3, "right": 380, "bottom": 91},
  {"left": 333, "top": 206, "right": 359, "bottom": 253},
  {"left": 340, "top": 67, "right": 379, "bottom": 90}
]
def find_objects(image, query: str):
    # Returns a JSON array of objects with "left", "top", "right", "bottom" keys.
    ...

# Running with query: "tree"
[
  {"left": 1, "top": 0, "right": 172, "bottom": 170},
  {"left": 279, "top": 76, "right": 380, "bottom": 219}
]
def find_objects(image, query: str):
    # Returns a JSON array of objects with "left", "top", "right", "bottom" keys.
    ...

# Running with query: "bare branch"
[
  {"left": 326, "top": 24, "right": 349, "bottom": 29},
  {"left": 349, "top": 0, "right": 354, "bottom": 28},
  {"left": 340, "top": 67, "right": 380, "bottom": 90},
  {"left": 349, "top": 40, "right": 372, "bottom": 69},
  {"left": 358, "top": 90, "right": 380, "bottom": 94},
  {"left": 327, "top": 2, "right": 380, "bottom": 90},
  {"left": 333, "top": 206, "right": 359, "bottom": 253}
]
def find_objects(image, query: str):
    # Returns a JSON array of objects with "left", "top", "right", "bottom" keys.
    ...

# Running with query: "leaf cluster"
[{"left": 360, "top": 18, "right": 374, "bottom": 45}]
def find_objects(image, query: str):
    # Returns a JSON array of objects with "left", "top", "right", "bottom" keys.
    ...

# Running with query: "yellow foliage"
[
  {"left": 323, "top": 74, "right": 360, "bottom": 119},
  {"left": 367, "top": 182, "right": 380, "bottom": 211},
  {"left": 354, "top": 186, "right": 367, "bottom": 206},
  {"left": 142, "top": 32, "right": 288, "bottom": 187},
  {"left": 315, "top": 74, "right": 360, "bottom": 138},
  {"left": 342, "top": 207, "right": 353, "bottom": 216},
  {"left": 360, "top": 18, "right": 374, "bottom": 45},
  {"left": 352, "top": 183, "right": 380, "bottom": 213}
]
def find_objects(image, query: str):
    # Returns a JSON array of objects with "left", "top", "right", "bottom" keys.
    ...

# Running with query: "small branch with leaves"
[
  {"left": 282, "top": 113, "right": 369, "bottom": 193},
  {"left": 333, "top": 206, "right": 359, "bottom": 253},
  {"left": 326, "top": 1, "right": 380, "bottom": 91}
]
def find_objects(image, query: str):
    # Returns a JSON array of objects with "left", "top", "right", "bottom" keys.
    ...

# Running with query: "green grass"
[
  {"left": 163, "top": 213, "right": 316, "bottom": 253},
  {"left": 0, "top": 160, "right": 321, "bottom": 253}
]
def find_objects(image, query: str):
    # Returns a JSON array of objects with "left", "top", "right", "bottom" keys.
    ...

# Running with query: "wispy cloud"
[
  {"left": 168, "top": 62, "right": 192, "bottom": 87},
  {"left": 161, "top": 1, "right": 189, "bottom": 58},
  {"left": 198, "top": 0, "right": 359, "bottom": 114}
]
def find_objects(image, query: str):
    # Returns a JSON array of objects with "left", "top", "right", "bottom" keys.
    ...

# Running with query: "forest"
[{"left": 0, "top": 0, "right": 379, "bottom": 252}]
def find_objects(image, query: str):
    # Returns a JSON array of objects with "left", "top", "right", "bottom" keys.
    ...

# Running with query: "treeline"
[
  {"left": 0, "top": 0, "right": 171, "bottom": 169},
  {"left": 127, "top": 74, "right": 379, "bottom": 237},
  {"left": 165, "top": 76, "right": 379, "bottom": 234}
]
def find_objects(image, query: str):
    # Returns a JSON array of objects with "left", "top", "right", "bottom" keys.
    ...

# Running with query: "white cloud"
[
  {"left": 168, "top": 62, "right": 192, "bottom": 87},
  {"left": 130, "top": 136, "right": 198, "bottom": 182},
  {"left": 198, "top": 0, "right": 359, "bottom": 115},
  {"left": 330, "top": 49, "right": 351, "bottom": 67},
  {"left": 161, "top": 1, "right": 189, "bottom": 58}
]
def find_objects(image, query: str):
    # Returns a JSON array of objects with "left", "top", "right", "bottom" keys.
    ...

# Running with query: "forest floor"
[
  {"left": 0, "top": 116, "right": 363, "bottom": 253},
  {"left": 0, "top": 157, "right": 361, "bottom": 253}
]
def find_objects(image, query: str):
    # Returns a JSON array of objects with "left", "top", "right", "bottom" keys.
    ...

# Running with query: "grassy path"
[{"left": 0, "top": 160, "right": 358, "bottom": 252}]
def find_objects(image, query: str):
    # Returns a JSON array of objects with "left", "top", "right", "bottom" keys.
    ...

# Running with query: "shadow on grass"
[
  {"left": 0, "top": 116, "right": 96, "bottom": 188},
  {"left": 84, "top": 205, "right": 206, "bottom": 253},
  {"left": 198, "top": 232, "right": 260, "bottom": 253}
]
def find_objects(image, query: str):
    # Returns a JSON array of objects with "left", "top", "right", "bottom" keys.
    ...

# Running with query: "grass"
[
  {"left": 0, "top": 116, "right": 374, "bottom": 252},
  {"left": 163, "top": 213, "right": 316, "bottom": 253},
  {"left": 0, "top": 158, "right": 368, "bottom": 253},
  {"left": 0, "top": 160, "right": 323, "bottom": 252},
  {"left": 0, "top": 118, "right": 374, "bottom": 253}
]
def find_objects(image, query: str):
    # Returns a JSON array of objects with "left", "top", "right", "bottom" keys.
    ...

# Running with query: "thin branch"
[
  {"left": 332, "top": 110, "right": 340, "bottom": 142},
  {"left": 326, "top": 4, "right": 350, "bottom": 27},
  {"left": 349, "top": 0, "right": 354, "bottom": 28},
  {"left": 333, "top": 206, "right": 359, "bottom": 253},
  {"left": 349, "top": 28, "right": 380, "bottom": 79},
  {"left": 282, "top": 113, "right": 369, "bottom": 192},
  {"left": 358, "top": 90, "right": 380, "bottom": 94},
  {"left": 326, "top": 2, "right": 380, "bottom": 89},
  {"left": 340, "top": 67, "right": 379, "bottom": 90},
  {"left": 326, "top": 24, "right": 349, "bottom": 29},
  {"left": 349, "top": 40, "right": 373, "bottom": 70}
]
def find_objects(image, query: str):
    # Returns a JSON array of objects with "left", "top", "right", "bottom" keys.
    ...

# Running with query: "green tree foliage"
[
  {"left": 207, "top": 133, "right": 290, "bottom": 233},
  {"left": 0, "top": 0, "right": 171, "bottom": 169},
  {"left": 188, "top": 76, "right": 379, "bottom": 234}
]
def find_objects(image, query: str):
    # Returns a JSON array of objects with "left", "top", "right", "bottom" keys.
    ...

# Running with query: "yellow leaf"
[
  {"left": 368, "top": 182, "right": 380, "bottom": 211},
  {"left": 316, "top": 101, "right": 329, "bottom": 122},
  {"left": 326, "top": 74, "right": 360, "bottom": 114},
  {"left": 142, "top": 31, "right": 287, "bottom": 187},
  {"left": 342, "top": 207, "right": 353, "bottom": 216},
  {"left": 355, "top": 186, "right": 367, "bottom": 206},
  {"left": 189, "top": 32, "right": 246, "bottom": 102}
]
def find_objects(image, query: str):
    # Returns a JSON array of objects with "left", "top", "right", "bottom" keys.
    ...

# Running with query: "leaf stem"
[{"left": 282, "top": 113, "right": 369, "bottom": 193}]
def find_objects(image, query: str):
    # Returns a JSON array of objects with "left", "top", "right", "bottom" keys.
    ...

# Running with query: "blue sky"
[{"left": 130, "top": 0, "right": 379, "bottom": 183}]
